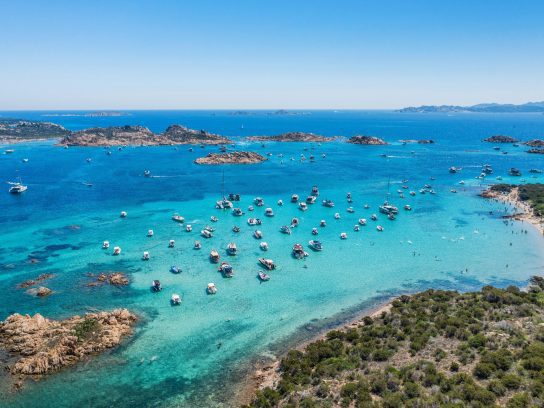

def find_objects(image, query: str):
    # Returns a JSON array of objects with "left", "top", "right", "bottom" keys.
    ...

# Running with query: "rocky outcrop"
[
  {"left": 195, "top": 151, "right": 266, "bottom": 165},
  {"left": 399, "top": 139, "right": 435, "bottom": 144},
  {"left": 0, "top": 120, "right": 70, "bottom": 142},
  {"left": 347, "top": 135, "right": 388, "bottom": 145},
  {"left": 18, "top": 274, "right": 54, "bottom": 289},
  {"left": 58, "top": 124, "right": 232, "bottom": 146},
  {"left": 161, "top": 124, "right": 232, "bottom": 145},
  {"left": 527, "top": 148, "right": 544, "bottom": 154},
  {"left": 247, "top": 132, "right": 334, "bottom": 143},
  {"left": 36, "top": 287, "right": 52, "bottom": 297},
  {"left": 0, "top": 309, "right": 136, "bottom": 379},
  {"left": 483, "top": 135, "right": 519, "bottom": 143},
  {"left": 87, "top": 272, "right": 129, "bottom": 287},
  {"left": 524, "top": 139, "right": 544, "bottom": 147}
]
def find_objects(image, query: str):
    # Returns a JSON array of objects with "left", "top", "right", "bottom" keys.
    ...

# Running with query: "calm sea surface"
[{"left": 1, "top": 110, "right": 543, "bottom": 407}]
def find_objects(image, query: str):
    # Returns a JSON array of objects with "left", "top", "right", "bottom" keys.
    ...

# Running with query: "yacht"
[
  {"left": 322, "top": 199, "right": 334, "bottom": 208},
  {"left": 311, "top": 186, "right": 319, "bottom": 196},
  {"left": 147, "top": 229, "right": 154, "bottom": 237},
  {"left": 280, "top": 225, "right": 292, "bottom": 235},
  {"left": 253, "top": 230, "right": 263, "bottom": 239},
  {"left": 291, "top": 194, "right": 299, "bottom": 203},
  {"left": 377, "top": 225, "right": 384, "bottom": 232},
  {"left": 102, "top": 241, "right": 110, "bottom": 249},
  {"left": 210, "top": 215, "right": 218, "bottom": 222},
  {"left": 201, "top": 229, "right": 213, "bottom": 238},
  {"left": 194, "top": 241, "right": 202, "bottom": 250},
  {"left": 233, "top": 208, "right": 244, "bottom": 216},
  {"left": 258, "top": 272, "right": 270, "bottom": 281},
  {"left": 277, "top": 199, "right": 283, "bottom": 206},
  {"left": 142, "top": 251, "right": 150, "bottom": 260},
  {"left": 152, "top": 280, "right": 162, "bottom": 292},
  {"left": 309, "top": 240, "right": 322, "bottom": 251},
  {"left": 340, "top": 232, "right": 347, "bottom": 240},
  {"left": 120, "top": 211, "right": 127, "bottom": 218},
  {"left": 207, "top": 283, "right": 217, "bottom": 294},
  {"left": 186, "top": 224, "right": 192, "bottom": 232},
  {"left": 404, "top": 205, "right": 412, "bottom": 211},
  {"left": 292, "top": 243, "right": 307, "bottom": 259},
  {"left": 254, "top": 197, "right": 264, "bottom": 206},
  {"left": 306, "top": 196, "right": 317, "bottom": 204},
  {"left": 358, "top": 218, "right": 367, "bottom": 225},
  {"left": 299, "top": 202, "right": 308, "bottom": 211},
  {"left": 168, "top": 239, "right": 175, "bottom": 248},
  {"left": 227, "top": 242, "right": 237, "bottom": 256},
  {"left": 509, "top": 168, "right": 522, "bottom": 176},
  {"left": 170, "top": 265, "right": 181, "bottom": 274},
  {"left": 210, "top": 249, "right": 220, "bottom": 263},
  {"left": 379, "top": 202, "right": 399, "bottom": 215},
  {"left": 247, "top": 218, "right": 262, "bottom": 226},
  {"left": 265, "top": 208, "right": 274, "bottom": 217},
  {"left": 8, "top": 181, "right": 28, "bottom": 194},
  {"left": 113, "top": 246, "right": 121, "bottom": 255},
  {"left": 260, "top": 242, "right": 269, "bottom": 251},
  {"left": 259, "top": 258, "right": 276, "bottom": 270},
  {"left": 218, "top": 262, "right": 234, "bottom": 278},
  {"left": 171, "top": 294, "right": 182, "bottom": 305},
  {"left": 172, "top": 215, "right": 185, "bottom": 223}
]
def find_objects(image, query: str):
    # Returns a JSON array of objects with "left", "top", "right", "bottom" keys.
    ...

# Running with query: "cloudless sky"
[{"left": 1, "top": 0, "right": 543, "bottom": 109}]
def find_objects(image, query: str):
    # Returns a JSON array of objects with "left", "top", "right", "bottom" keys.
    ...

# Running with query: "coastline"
[
  {"left": 235, "top": 297, "right": 395, "bottom": 406},
  {"left": 482, "top": 186, "right": 544, "bottom": 236}
]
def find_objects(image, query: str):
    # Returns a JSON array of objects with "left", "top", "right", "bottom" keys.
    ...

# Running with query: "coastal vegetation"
[
  {"left": 347, "top": 136, "right": 388, "bottom": 145},
  {"left": 247, "top": 132, "right": 335, "bottom": 143},
  {"left": 489, "top": 184, "right": 544, "bottom": 216},
  {"left": 247, "top": 278, "right": 544, "bottom": 407},
  {"left": 0, "top": 119, "right": 70, "bottom": 142},
  {"left": 483, "top": 136, "right": 520, "bottom": 143},
  {"left": 194, "top": 151, "right": 266, "bottom": 165},
  {"left": 398, "top": 101, "right": 544, "bottom": 113}
]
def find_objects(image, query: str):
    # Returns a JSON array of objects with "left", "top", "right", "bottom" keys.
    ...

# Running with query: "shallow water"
[{"left": 1, "top": 111, "right": 543, "bottom": 407}]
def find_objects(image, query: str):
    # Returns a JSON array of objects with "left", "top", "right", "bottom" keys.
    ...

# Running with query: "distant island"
[
  {"left": 483, "top": 135, "right": 520, "bottom": 143},
  {"left": 229, "top": 110, "right": 310, "bottom": 116},
  {"left": 194, "top": 151, "right": 266, "bottom": 165},
  {"left": 397, "top": 101, "right": 544, "bottom": 113},
  {"left": 247, "top": 132, "right": 335, "bottom": 143},
  {"left": 0, "top": 119, "right": 70, "bottom": 142},
  {"left": 58, "top": 124, "right": 232, "bottom": 146},
  {"left": 347, "top": 135, "right": 388, "bottom": 145},
  {"left": 42, "top": 111, "right": 129, "bottom": 117}
]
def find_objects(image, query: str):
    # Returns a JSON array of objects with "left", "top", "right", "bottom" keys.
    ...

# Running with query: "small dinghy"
[
  {"left": 102, "top": 241, "right": 110, "bottom": 249},
  {"left": 210, "top": 250, "right": 220, "bottom": 263},
  {"left": 142, "top": 251, "right": 150, "bottom": 261},
  {"left": 311, "top": 228, "right": 318, "bottom": 235},
  {"left": 277, "top": 199, "right": 283, "bottom": 206},
  {"left": 113, "top": 246, "right": 121, "bottom": 255},
  {"left": 147, "top": 229, "right": 154, "bottom": 237},
  {"left": 152, "top": 280, "right": 162, "bottom": 292},
  {"left": 120, "top": 211, "right": 127, "bottom": 218},
  {"left": 334, "top": 213, "right": 341, "bottom": 219},
  {"left": 207, "top": 282, "right": 217, "bottom": 294},
  {"left": 172, "top": 215, "right": 185, "bottom": 223},
  {"left": 340, "top": 232, "right": 347, "bottom": 240},
  {"left": 227, "top": 242, "right": 237, "bottom": 255},
  {"left": 358, "top": 218, "right": 367, "bottom": 225},
  {"left": 168, "top": 239, "right": 175, "bottom": 248},
  {"left": 170, "top": 265, "right": 181, "bottom": 274},
  {"left": 253, "top": 230, "right": 263, "bottom": 239},
  {"left": 309, "top": 240, "right": 322, "bottom": 251},
  {"left": 260, "top": 242, "right": 269, "bottom": 251},
  {"left": 171, "top": 294, "right": 182, "bottom": 305},
  {"left": 291, "top": 218, "right": 299, "bottom": 227},
  {"left": 194, "top": 240, "right": 202, "bottom": 250},
  {"left": 258, "top": 272, "right": 270, "bottom": 282},
  {"left": 377, "top": 225, "right": 384, "bottom": 232},
  {"left": 218, "top": 262, "right": 234, "bottom": 278}
]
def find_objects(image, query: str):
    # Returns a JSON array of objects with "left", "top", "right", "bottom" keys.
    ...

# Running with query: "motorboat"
[
  {"left": 201, "top": 229, "right": 213, "bottom": 238},
  {"left": 320, "top": 220, "right": 326, "bottom": 227},
  {"left": 354, "top": 225, "right": 360, "bottom": 231},
  {"left": 171, "top": 294, "right": 182, "bottom": 305},
  {"left": 254, "top": 197, "right": 264, "bottom": 206},
  {"left": 102, "top": 241, "right": 110, "bottom": 249},
  {"left": 459, "top": 180, "right": 465, "bottom": 185},
  {"left": 277, "top": 199, "right": 283, "bottom": 206},
  {"left": 4, "top": 149, "right": 14, "bottom": 154},
  {"left": 120, "top": 211, "right": 127, "bottom": 218},
  {"left": 450, "top": 189, "right": 457, "bottom": 193},
  {"left": 232, "top": 226, "right": 241, "bottom": 233},
  {"left": 291, "top": 218, "right": 299, "bottom": 227},
  {"left": 306, "top": 196, "right": 317, "bottom": 204},
  {"left": 168, "top": 240, "right": 176, "bottom": 249},
  {"left": 291, "top": 194, "right": 299, "bottom": 203},
  {"left": 265, "top": 208, "right": 274, "bottom": 217},
  {"left": 346, "top": 192, "right": 352, "bottom": 200},
  {"left": 258, "top": 272, "right": 270, "bottom": 281},
  {"left": 509, "top": 168, "right": 522, "bottom": 176},
  {"left": 377, "top": 225, "right": 384, "bottom": 232},
  {"left": 482, "top": 164, "right": 493, "bottom": 174},
  {"left": 449, "top": 166, "right": 462, "bottom": 173},
  {"left": 147, "top": 229, "right": 154, "bottom": 237},
  {"left": 204, "top": 225, "right": 215, "bottom": 232},
  {"left": 309, "top": 240, "right": 322, "bottom": 251},
  {"left": 194, "top": 241, "right": 202, "bottom": 250},
  {"left": 207, "top": 283, "right": 217, "bottom": 294},
  {"left": 113, "top": 246, "right": 121, "bottom": 255},
  {"left": 379, "top": 202, "right": 399, "bottom": 215},
  {"left": 347, "top": 207, "right": 354, "bottom": 213},
  {"left": 388, "top": 213, "right": 396, "bottom": 220},
  {"left": 228, "top": 193, "right": 241, "bottom": 201},
  {"left": 172, "top": 215, "right": 185, "bottom": 223},
  {"left": 86, "top": 158, "right": 92, "bottom": 163},
  {"left": 340, "top": 232, "right": 347, "bottom": 240},
  {"left": 8, "top": 181, "right": 27, "bottom": 194},
  {"left": 253, "top": 230, "right": 263, "bottom": 239},
  {"left": 364, "top": 204, "right": 370, "bottom": 209},
  {"left": 144, "top": 170, "right": 151, "bottom": 177},
  {"left": 142, "top": 251, "right": 150, "bottom": 260},
  {"left": 233, "top": 208, "right": 244, "bottom": 216},
  {"left": 311, "top": 227, "right": 318, "bottom": 235},
  {"left": 218, "top": 262, "right": 234, "bottom": 278},
  {"left": 248, "top": 205, "right": 254, "bottom": 211},
  {"left": 311, "top": 186, "right": 319, "bottom": 196},
  {"left": 259, "top": 258, "right": 276, "bottom": 270},
  {"left": 358, "top": 218, "right": 367, "bottom": 225},
  {"left": 260, "top": 242, "right": 269, "bottom": 251},
  {"left": 227, "top": 242, "right": 237, "bottom": 255},
  {"left": 210, "top": 249, "right": 220, "bottom": 263},
  {"left": 186, "top": 224, "right": 192, "bottom": 232},
  {"left": 404, "top": 205, "right": 412, "bottom": 211},
  {"left": 152, "top": 280, "right": 162, "bottom": 292},
  {"left": 280, "top": 225, "right": 292, "bottom": 235},
  {"left": 322, "top": 199, "right": 334, "bottom": 207},
  {"left": 247, "top": 218, "right": 262, "bottom": 226},
  {"left": 292, "top": 243, "right": 307, "bottom": 259},
  {"left": 371, "top": 214, "right": 377, "bottom": 221},
  {"left": 334, "top": 213, "right": 340, "bottom": 219},
  {"left": 210, "top": 216, "right": 218, "bottom": 222},
  {"left": 299, "top": 202, "right": 308, "bottom": 211},
  {"left": 409, "top": 191, "right": 416, "bottom": 196},
  {"left": 216, "top": 198, "right": 233, "bottom": 209},
  {"left": 170, "top": 265, "right": 181, "bottom": 274}
]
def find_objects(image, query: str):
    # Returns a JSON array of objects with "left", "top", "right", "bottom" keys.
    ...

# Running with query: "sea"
[{"left": 0, "top": 110, "right": 543, "bottom": 407}]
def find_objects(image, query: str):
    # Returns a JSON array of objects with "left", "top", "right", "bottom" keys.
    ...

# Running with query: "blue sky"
[{"left": 1, "top": 0, "right": 543, "bottom": 109}]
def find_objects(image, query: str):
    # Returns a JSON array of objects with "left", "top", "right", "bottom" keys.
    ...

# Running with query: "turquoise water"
[{"left": 1, "top": 111, "right": 544, "bottom": 407}]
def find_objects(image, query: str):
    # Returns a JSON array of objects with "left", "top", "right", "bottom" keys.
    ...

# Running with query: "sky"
[{"left": 0, "top": 0, "right": 543, "bottom": 110}]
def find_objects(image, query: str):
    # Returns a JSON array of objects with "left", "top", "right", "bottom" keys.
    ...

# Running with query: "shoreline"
[
  {"left": 235, "top": 297, "right": 395, "bottom": 406},
  {"left": 482, "top": 186, "right": 544, "bottom": 236}
]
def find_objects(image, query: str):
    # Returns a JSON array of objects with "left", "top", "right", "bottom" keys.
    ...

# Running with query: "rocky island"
[
  {"left": 399, "top": 139, "right": 435, "bottom": 144},
  {"left": 58, "top": 124, "right": 232, "bottom": 146},
  {"left": 194, "top": 151, "right": 266, "bottom": 165},
  {"left": 247, "top": 132, "right": 334, "bottom": 143},
  {"left": 524, "top": 139, "right": 544, "bottom": 147},
  {"left": 0, "top": 309, "right": 137, "bottom": 386},
  {"left": 347, "top": 135, "right": 388, "bottom": 145},
  {"left": 0, "top": 119, "right": 70, "bottom": 143},
  {"left": 483, "top": 135, "right": 519, "bottom": 143}
]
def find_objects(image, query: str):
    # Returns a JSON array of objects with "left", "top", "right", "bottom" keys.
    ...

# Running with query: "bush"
[
  {"left": 473, "top": 362, "right": 494, "bottom": 379},
  {"left": 501, "top": 374, "right": 522, "bottom": 390},
  {"left": 73, "top": 318, "right": 99, "bottom": 341},
  {"left": 506, "top": 392, "right": 530, "bottom": 408},
  {"left": 468, "top": 333, "right": 487, "bottom": 348}
]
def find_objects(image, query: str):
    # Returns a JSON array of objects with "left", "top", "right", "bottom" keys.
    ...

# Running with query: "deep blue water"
[{"left": 0, "top": 110, "right": 543, "bottom": 407}]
